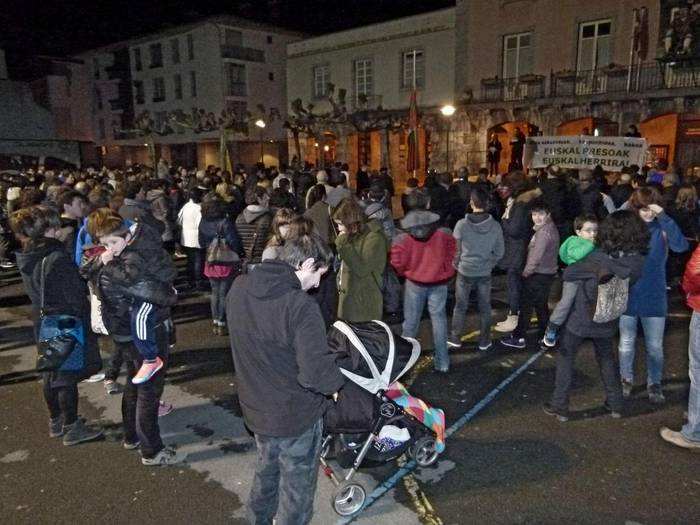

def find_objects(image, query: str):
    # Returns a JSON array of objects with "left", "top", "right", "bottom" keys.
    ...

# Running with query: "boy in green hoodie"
[{"left": 542, "top": 214, "right": 598, "bottom": 347}]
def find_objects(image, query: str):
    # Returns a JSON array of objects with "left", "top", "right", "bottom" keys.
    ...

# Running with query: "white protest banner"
[{"left": 525, "top": 136, "right": 647, "bottom": 172}]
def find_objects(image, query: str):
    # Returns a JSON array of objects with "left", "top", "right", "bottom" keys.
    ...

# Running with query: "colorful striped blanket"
[{"left": 386, "top": 381, "right": 445, "bottom": 453}]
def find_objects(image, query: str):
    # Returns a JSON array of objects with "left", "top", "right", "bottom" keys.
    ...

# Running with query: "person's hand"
[
  {"left": 332, "top": 392, "right": 339, "bottom": 402},
  {"left": 648, "top": 204, "right": 664, "bottom": 216},
  {"left": 336, "top": 223, "right": 347, "bottom": 235},
  {"left": 100, "top": 250, "right": 114, "bottom": 264}
]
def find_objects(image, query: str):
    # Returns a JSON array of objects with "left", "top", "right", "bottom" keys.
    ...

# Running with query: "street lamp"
[
  {"left": 255, "top": 119, "right": 266, "bottom": 164},
  {"left": 440, "top": 104, "right": 456, "bottom": 173}
]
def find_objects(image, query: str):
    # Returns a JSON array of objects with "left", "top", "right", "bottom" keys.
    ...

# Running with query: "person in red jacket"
[
  {"left": 660, "top": 243, "right": 700, "bottom": 450},
  {"left": 390, "top": 189, "right": 457, "bottom": 372}
]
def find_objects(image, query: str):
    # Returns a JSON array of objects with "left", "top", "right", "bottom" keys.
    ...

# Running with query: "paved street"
[{"left": 1, "top": 265, "right": 699, "bottom": 525}]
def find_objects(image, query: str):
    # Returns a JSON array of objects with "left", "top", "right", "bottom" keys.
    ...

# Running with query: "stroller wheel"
[
  {"left": 332, "top": 482, "right": 366, "bottom": 517},
  {"left": 408, "top": 436, "right": 439, "bottom": 467}
]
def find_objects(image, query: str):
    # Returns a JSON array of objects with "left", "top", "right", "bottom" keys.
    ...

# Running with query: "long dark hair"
[{"left": 597, "top": 210, "right": 649, "bottom": 255}]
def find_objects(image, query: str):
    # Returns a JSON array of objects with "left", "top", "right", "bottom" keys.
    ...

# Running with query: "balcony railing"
[
  {"left": 351, "top": 94, "right": 383, "bottom": 111},
  {"left": 477, "top": 61, "right": 700, "bottom": 103},
  {"left": 221, "top": 44, "right": 265, "bottom": 63},
  {"left": 481, "top": 75, "right": 546, "bottom": 102}
]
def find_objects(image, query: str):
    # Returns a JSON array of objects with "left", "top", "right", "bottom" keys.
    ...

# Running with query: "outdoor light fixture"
[
  {"left": 255, "top": 119, "right": 266, "bottom": 164},
  {"left": 324, "top": 144, "right": 330, "bottom": 152},
  {"left": 440, "top": 104, "right": 456, "bottom": 117},
  {"left": 440, "top": 104, "right": 456, "bottom": 172},
  {"left": 314, "top": 142, "right": 319, "bottom": 147}
]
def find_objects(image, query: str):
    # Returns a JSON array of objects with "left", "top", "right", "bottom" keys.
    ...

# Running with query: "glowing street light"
[
  {"left": 440, "top": 104, "right": 456, "bottom": 172},
  {"left": 255, "top": 119, "right": 266, "bottom": 164}
]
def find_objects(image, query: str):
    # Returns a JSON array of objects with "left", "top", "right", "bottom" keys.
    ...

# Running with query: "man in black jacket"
[{"left": 227, "top": 235, "right": 344, "bottom": 525}]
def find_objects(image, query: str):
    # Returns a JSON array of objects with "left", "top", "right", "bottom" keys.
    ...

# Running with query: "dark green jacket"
[{"left": 336, "top": 220, "right": 387, "bottom": 322}]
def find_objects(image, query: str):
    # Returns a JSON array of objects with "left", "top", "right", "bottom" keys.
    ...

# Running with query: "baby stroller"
[{"left": 321, "top": 320, "right": 446, "bottom": 517}]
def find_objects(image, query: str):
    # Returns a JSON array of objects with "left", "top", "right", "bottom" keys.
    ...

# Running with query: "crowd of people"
[{"left": 3, "top": 154, "right": 700, "bottom": 522}]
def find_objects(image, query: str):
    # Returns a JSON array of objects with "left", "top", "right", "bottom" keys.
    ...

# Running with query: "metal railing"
[
  {"left": 478, "top": 61, "right": 700, "bottom": 102},
  {"left": 481, "top": 75, "right": 546, "bottom": 102}
]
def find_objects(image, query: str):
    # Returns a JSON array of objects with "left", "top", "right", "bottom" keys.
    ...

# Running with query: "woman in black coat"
[
  {"left": 495, "top": 177, "right": 539, "bottom": 332},
  {"left": 12, "top": 205, "right": 103, "bottom": 446},
  {"left": 199, "top": 197, "right": 244, "bottom": 335}
]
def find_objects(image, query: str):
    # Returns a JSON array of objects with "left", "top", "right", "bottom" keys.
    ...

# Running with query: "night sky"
[{"left": 1, "top": 0, "right": 454, "bottom": 77}]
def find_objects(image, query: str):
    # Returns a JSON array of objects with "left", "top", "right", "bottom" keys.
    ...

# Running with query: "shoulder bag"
[{"left": 36, "top": 254, "right": 86, "bottom": 372}]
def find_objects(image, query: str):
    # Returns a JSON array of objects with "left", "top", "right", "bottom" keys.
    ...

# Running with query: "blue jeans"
[
  {"left": 451, "top": 274, "right": 492, "bottom": 347},
  {"left": 618, "top": 315, "right": 666, "bottom": 386},
  {"left": 683, "top": 311, "right": 700, "bottom": 442},
  {"left": 209, "top": 277, "right": 234, "bottom": 323},
  {"left": 248, "top": 419, "right": 322, "bottom": 525},
  {"left": 402, "top": 281, "right": 448, "bottom": 371}
]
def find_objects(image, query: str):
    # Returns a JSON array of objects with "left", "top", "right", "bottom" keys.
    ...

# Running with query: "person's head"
[
  {"left": 201, "top": 196, "right": 229, "bottom": 220},
  {"left": 530, "top": 200, "right": 551, "bottom": 226},
  {"left": 404, "top": 188, "right": 429, "bottom": 212},
  {"left": 277, "top": 234, "right": 333, "bottom": 291},
  {"left": 574, "top": 214, "right": 598, "bottom": 242},
  {"left": 676, "top": 185, "right": 698, "bottom": 212},
  {"left": 628, "top": 124, "right": 639, "bottom": 135},
  {"left": 188, "top": 187, "right": 204, "bottom": 204},
  {"left": 124, "top": 181, "right": 145, "bottom": 200},
  {"left": 628, "top": 186, "right": 663, "bottom": 222},
  {"left": 597, "top": 210, "right": 649, "bottom": 255},
  {"left": 331, "top": 172, "right": 347, "bottom": 188},
  {"left": 477, "top": 167, "right": 489, "bottom": 180},
  {"left": 368, "top": 182, "right": 386, "bottom": 203},
  {"left": 86, "top": 208, "right": 131, "bottom": 256},
  {"left": 406, "top": 177, "right": 419, "bottom": 189},
  {"left": 215, "top": 182, "right": 232, "bottom": 201},
  {"left": 269, "top": 208, "right": 298, "bottom": 246},
  {"left": 657, "top": 159, "right": 669, "bottom": 172},
  {"left": 57, "top": 190, "right": 88, "bottom": 219},
  {"left": 10, "top": 205, "right": 62, "bottom": 243},
  {"left": 245, "top": 185, "right": 270, "bottom": 207},
  {"left": 469, "top": 186, "right": 490, "bottom": 212},
  {"left": 663, "top": 171, "right": 680, "bottom": 188},
  {"left": 332, "top": 198, "right": 366, "bottom": 237},
  {"left": 307, "top": 184, "right": 327, "bottom": 208},
  {"left": 316, "top": 170, "right": 329, "bottom": 184},
  {"left": 578, "top": 169, "right": 593, "bottom": 188}
]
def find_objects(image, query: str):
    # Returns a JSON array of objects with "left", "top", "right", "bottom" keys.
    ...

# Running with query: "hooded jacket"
[
  {"left": 559, "top": 235, "right": 595, "bottom": 266},
  {"left": 453, "top": 212, "right": 504, "bottom": 277},
  {"left": 563, "top": 250, "right": 646, "bottom": 338},
  {"left": 391, "top": 210, "right": 456, "bottom": 285},
  {"left": 235, "top": 205, "right": 272, "bottom": 263},
  {"left": 226, "top": 260, "right": 345, "bottom": 437},
  {"left": 364, "top": 201, "right": 396, "bottom": 241}
]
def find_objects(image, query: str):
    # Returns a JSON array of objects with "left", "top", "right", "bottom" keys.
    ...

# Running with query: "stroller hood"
[{"left": 328, "top": 320, "right": 421, "bottom": 393}]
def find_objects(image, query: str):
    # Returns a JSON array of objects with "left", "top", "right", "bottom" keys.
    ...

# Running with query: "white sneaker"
[
  {"left": 142, "top": 447, "right": 187, "bottom": 466},
  {"left": 494, "top": 315, "right": 518, "bottom": 333}
]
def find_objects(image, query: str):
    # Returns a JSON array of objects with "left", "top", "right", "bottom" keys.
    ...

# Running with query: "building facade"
[
  {"left": 453, "top": 0, "right": 700, "bottom": 173},
  {"left": 75, "top": 16, "right": 302, "bottom": 169},
  {"left": 285, "top": 8, "right": 455, "bottom": 191}
]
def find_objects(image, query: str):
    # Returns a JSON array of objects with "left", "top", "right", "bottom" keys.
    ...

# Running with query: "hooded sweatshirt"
[
  {"left": 226, "top": 260, "right": 345, "bottom": 437},
  {"left": 559, "top": 235, "right": 595, "bottom": 266},
  {"left": 453, "top": 212, "right": 504, "bottom": 277},
  {"left": 390, "top": 210, "right": 456, "bottom": 285}
]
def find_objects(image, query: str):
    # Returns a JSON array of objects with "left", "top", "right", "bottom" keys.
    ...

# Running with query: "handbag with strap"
[
  {"left": 36, "top": 254, "right": 86, "bottom": 372},
  {"left": 241, "top": 215, "right": 267, "bottom": 274},
  {"left": 206, "top": 220, "right": 240, "bottom": 266}
]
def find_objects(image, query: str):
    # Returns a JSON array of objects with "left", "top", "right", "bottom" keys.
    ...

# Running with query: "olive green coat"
[{"left": 336, "top": 220, "right": 388, "bottom": 322}]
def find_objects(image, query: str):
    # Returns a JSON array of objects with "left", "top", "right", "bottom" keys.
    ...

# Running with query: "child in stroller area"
[{"left": 320, "top": 319, "right": 446, "bottom": 517}]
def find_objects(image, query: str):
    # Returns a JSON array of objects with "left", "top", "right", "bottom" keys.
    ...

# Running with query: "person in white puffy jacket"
[{"left": 177, "top": 188, "right": 203, "bottom": 289}]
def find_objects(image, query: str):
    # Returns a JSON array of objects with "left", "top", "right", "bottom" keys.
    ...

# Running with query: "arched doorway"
[{"left": 487, "top": 120, "right": 535, "bottom": 174}]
